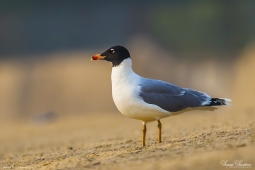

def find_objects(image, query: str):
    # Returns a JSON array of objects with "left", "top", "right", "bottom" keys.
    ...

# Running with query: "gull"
[{"left": 91, "top": 45, "right": 231, "bottom": 146}]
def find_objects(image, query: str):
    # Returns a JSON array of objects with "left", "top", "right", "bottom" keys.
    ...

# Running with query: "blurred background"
[{"left": 0, "top": 0, "right": 255, "bottom": 120}]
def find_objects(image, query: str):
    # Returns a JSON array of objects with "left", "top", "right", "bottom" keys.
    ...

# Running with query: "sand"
[
  {"left": 1, "top": 45, "right": 255, "bottom": 169},
  {"left": 0, "top": 109, "right": 254, "bottom": 170}
]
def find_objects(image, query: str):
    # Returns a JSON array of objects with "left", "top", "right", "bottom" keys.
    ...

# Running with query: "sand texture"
[{"left": 1, "top": 110, "right": 254, "bottom": 170}]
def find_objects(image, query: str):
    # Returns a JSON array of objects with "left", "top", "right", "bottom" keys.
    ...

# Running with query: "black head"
[{"left": 91, "top": 46, "right": 131, "bottom": 67}]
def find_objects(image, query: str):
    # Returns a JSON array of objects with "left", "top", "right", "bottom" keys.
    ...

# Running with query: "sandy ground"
[
  {"left": 0, "top": 38, "right": 255, "bottom": 170},
  {"left": 0, "top": 108, "right": 254, "bottom": 170}
]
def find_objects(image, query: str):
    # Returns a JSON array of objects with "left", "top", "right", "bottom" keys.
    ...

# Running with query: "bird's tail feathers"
[{"left": 206, "top": 98, "right": 232, "bottom": 106}]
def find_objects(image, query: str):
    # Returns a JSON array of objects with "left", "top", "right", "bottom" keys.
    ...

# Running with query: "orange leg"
[
  {"left": 157, "top": 120, "right": 162, "bottom": 143},
  {"left": 142, "top": 123, "right": 147, "bottom": 146}
]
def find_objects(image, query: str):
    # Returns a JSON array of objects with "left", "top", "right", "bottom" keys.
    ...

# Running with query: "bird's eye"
[{"left": 110, "top": 49, "right": 115, "bottom": 53}]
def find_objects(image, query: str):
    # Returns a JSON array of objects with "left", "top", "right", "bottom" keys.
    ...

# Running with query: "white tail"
[{"left": 219, "top": 98, "right": 232, "bottom": 106}]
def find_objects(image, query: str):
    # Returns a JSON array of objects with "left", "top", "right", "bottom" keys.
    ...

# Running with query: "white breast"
[{"left": 111, "top": 58, "right": 170, "bottom": 122}]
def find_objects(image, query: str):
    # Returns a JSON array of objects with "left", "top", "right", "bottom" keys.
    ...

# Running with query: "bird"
[{"left": 91, "top": 45, "right": 231, "bottom": 146}]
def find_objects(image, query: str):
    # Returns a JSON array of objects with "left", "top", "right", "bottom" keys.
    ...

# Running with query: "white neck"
[{"left": 111, "top": 58, "right": 139, "bottom": 86}]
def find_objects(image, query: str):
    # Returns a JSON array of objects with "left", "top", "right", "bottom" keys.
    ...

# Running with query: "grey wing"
[{"left": 139, "top": 78, "right": 211, "bottom": 112}]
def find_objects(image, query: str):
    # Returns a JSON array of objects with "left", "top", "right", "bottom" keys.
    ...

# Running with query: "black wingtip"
[{"left": 206, "top": 98, "right": 232, "bottom": 106}]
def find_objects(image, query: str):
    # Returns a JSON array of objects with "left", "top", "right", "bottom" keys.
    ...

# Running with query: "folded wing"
[{"left": 139, "top": 78, "right": 211, "bottom": 112}]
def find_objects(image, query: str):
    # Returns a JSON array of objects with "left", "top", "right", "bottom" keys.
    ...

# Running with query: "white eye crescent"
[{"left": 110, "top": 49, "right": 115, "bottom": 53}]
